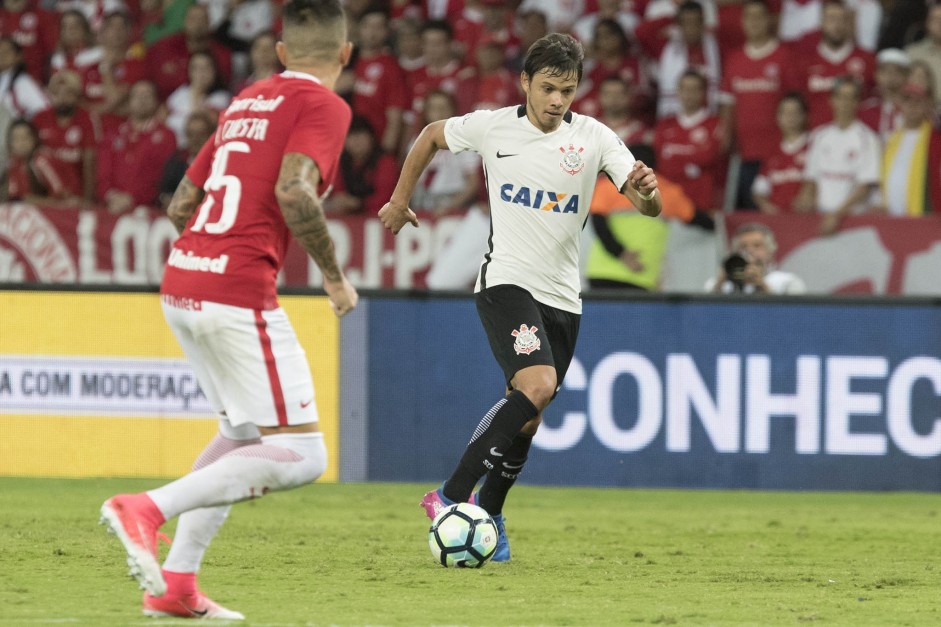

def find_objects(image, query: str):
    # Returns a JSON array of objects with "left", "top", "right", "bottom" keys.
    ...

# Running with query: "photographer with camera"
[{"left": 705, "top": 222, "right": 806, "bottom": 294}]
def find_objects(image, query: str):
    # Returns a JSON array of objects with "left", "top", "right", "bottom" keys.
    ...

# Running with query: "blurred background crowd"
[{"left": 0, "top": 0, "right": 937, "bottom": 291}]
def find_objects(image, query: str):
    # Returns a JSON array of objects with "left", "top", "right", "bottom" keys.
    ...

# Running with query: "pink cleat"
[
  {"left": 419, "top": 485, "right": 455, "bottom": 521},
  {"left": 99, "top": 493, "right": 167, "bottom": 597},
  {"left": 143, "top": 591, "right": 245, "bottom": 620},
  {"left": 142, "top": 570, "right": 244, "bottom": 620}
]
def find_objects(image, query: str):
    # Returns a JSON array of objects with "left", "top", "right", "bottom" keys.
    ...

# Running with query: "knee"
[{"left": 515, "top": 372, "right": 557, "bottom": 411}]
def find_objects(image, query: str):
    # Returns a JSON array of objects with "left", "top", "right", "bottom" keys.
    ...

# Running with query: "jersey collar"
[
  {"left": 516, "top": 104, "right": 574, "bottom": 126},
  {"left": 280, "top": 70, "right": 323, "bottom": 84}
]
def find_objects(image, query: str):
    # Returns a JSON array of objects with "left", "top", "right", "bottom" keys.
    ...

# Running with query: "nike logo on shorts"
[
  {"left": 496, "top": 151, "right": 518, "bottom": 158},
  {"left": 490, "top": 447, "right": 504, "bottom": 457},
  {"left": 300, "top": 398, "right": 314, "bottom": 408}
]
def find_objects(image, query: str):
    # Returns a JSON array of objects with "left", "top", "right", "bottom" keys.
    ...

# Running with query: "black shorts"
[{"left": 475, "top": 284, "right": 581, "bottom": 393}]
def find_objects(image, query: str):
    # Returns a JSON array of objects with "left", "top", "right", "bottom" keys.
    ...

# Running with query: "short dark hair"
[
  {"left": 282, "top": 0, "right": 346, "bottom": 63},
  {"left": 421, "top": 19, "right": 453, "bottom": 40},
  {"left": 677, "top": 0, "right": 705, "bottom": 17},
  {"left": 778, "top": 90, "right": 808, "bottom": 113},
  {"left": 831, "top": 74, "right": 861, "bottom": 98},
  {"left": 523, "top": 33, "right": 584, "bottom": 83}
]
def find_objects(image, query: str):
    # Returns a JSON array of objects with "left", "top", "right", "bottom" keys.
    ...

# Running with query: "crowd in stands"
[{"left": 0, "top": 0, "right": 939, "bottom": 281}]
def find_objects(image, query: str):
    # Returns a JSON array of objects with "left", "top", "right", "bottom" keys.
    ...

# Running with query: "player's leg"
[
  {"left": 421, "top": 286, "right": 556, "bottom": 519},
  {"left": 101, "top": 303, "right": 325, "bottom": 608},
  {"left": 144, "top": 304, "right": 327, "bottom": 516},
  {"left": 475, "top": 303, "right": 581, "bottom": 561},
  {"left": 478, "top": 304, "right": 580, "bottom": 515}
]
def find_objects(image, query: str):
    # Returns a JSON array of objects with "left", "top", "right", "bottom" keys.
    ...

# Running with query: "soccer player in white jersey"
[
  {"left": 98, "top": 1, "right": 358, "bottom": 620},
  {"left": 379, "top": 33, "right": 662, "bottom": 562}
]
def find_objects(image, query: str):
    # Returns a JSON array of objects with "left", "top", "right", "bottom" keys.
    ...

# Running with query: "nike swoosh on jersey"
[{"left": 496, "top": 151, "right": 519, "bottom": 158}]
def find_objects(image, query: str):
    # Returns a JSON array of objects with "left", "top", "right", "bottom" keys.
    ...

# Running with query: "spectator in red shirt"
[
  {"left": 96, "top": 79, "right": 176, "bottom": 212},
  {"left": 407, "top": 20, "right": 463, "bottom": 120},
  {"left": 858, "top": 48, "right": 910, "bottom": 141},
  {"left": 32, "top": 69, "right": 97, "bottom": 205},
  {"left": 576, "top": 18, "right": 651, "bottom": 120},
  {"left": 0, "top": 0, "right": 57, "bottom": 82},
  {"left": 82, "top": 10, "right": 147, "bottom": 121},
  {"left": 50, "top": 9, "right": 96, "bottom": 74},
  {"left": 799, "top": 0, "right": 875, "bottom": 129},
  {"left": 654, "top": 69, "right": 726, "bottom": 210},
  {"left": 752, "top": 91, "right": 810, "bottom": 214},
  {"left": 5, "top": 119, "right": 82, "bottom": 206},
  {"left": 459, "top": 0, "right": 520, "bottom": 63},
  {"left": 394, "top": 16, "right": 425, "bottom": 80},
  {"left": 456, "top": 34, "right": 518, "bottom": 113},
  {"left": 719, "top": 0, "right": 800, "bottom": 209},
  {"left": 326, "top": 116, "right": 398, "bottom": 215},
  {"left": 351, "top": 7, "right": 407, "bottom": 155},
  {"left": 594, "top": 76, "right": 654, "bottom": 146},
  {"left": 146, "top": 3, "right": 232, "bottom": 99},
  {"left": 231, "top": 30, "right": 280, "bottom": 93}
]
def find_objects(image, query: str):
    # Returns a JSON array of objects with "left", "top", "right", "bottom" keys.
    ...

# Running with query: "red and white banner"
[
  {"left": 724, "top": 213, "right": 941, "bottom": 294},
  {"left": 0, "top": 203, "right": 470, "bottom": 289},
  {"left": 2, "top": 202, "right": 939, "bottom": 294}
]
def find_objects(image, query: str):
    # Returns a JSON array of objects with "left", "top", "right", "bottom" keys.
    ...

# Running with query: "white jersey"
[{"left": 444, "top": 105, "right": 636, "bottom": 313}]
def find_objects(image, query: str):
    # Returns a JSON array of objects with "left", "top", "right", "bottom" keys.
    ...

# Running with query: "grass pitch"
[{"left": 1, "top": 478, "right": 940, "bottom": 626}]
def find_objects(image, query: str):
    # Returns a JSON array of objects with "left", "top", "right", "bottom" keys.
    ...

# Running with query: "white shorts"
[{"left": 161, "top": 295, "right": 318, "bottom": 428}]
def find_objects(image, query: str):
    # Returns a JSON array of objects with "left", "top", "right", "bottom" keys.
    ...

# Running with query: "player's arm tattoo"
[
  {"left": 166, "top": 177, "right": 205, "bottom": 235},
  {"left": 276, "top": 153, "right": 342, "bottom": 283}
]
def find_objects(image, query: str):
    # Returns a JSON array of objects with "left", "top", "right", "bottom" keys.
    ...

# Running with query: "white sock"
[
  {"left": 148, "top": 433, "right": 327, "bottom": 521},
  {"left": 162, "top": 419, "right": 261, "bottom": 574}
]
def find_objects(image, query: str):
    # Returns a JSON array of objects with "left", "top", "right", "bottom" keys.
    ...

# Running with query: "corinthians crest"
[
  {"left": 511, "top": 324, "right": 541, "bottom": 355},
  {"left": 559, "top": 144, "right": 585, "bottom": 175}
]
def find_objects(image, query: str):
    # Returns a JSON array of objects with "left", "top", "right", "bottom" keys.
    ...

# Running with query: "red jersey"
[
  {"left": 654, "top": 110, "right": 724, "bottom": 209},
  {"left": 8, "top": 146, "right": 80, "bottom": 200},
  {"left": 752, "top": 134, "right": 808, "bottom": 211},
  {"left": 800, "top": 42, "right": 875, "bottom": 129},
  {"left": 721, "top": 42, "right": 800, "bottom": 160},
  {"left": 97, "top": 118, "right": 177, "bottom": 206},
  {"left": 81, "top": 56, "right": 147, "bottom": 105},
  {"left": 0, "top": 4, "right": 57, "bottom": 81},
  {"left": 352, "top": 51, "right": 408, "bottom": 140},
  {"left": 407, "top": 60, "right": 464, "bottom": 115},
  {"left": 32, "top": 106, "right": 97, "bottom": 185},
  {"left": 456, "top": 67, "right": 518, "bottom": 113},
  {"left": 162, "top": 71, "right": 352, "bottom": 310}
]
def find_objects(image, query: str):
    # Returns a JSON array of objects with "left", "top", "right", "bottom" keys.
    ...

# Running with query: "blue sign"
[{"left": 363, "top": 297, "right": 941, "bottom": 491}]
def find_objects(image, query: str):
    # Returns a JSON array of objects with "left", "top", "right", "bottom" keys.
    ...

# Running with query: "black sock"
[
  {"left": 443, "top": 390, "right": 538, "bottom": 502},
  {"left": 478, "top": 433, "right": 533, "bottom": 515}
]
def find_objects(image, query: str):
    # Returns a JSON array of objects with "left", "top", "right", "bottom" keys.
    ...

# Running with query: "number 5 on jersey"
[{"left": 191, "top": 142, "right": 250, "bottom": 234}]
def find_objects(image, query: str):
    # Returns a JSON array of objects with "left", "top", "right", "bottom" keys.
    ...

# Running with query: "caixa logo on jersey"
[
  {"left": 499, "top": 184, "right": 580, "bottom": 214},
  {"left": 536, "top": 352, "right": 941, "bottom": 459}
]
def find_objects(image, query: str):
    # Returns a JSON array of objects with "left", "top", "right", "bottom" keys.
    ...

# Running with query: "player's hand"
[
  {"left": 378, "top": 201, "right": 419, "bottom": 234},
  {"left": 627, "top": 161, "right": 658, "bottom": 197},
  {"left": 323, "top": 275, "right": 358, "bottom": 318}
]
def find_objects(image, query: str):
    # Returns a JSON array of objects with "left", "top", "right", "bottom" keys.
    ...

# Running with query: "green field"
[{"left": 1, "top": 478, "right": 940, "bottom": 626}]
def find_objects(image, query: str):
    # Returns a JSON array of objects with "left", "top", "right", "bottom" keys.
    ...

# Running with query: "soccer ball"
[{"left": 428, "top": 502, "right": 498, "bottom": 568}]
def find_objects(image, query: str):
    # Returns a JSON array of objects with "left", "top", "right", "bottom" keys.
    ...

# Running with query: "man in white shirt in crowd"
[{"left": 795, "top": 76, "right": 881, "bottom": 235}]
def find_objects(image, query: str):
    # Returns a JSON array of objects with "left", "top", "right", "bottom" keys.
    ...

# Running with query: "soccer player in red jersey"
[{"left": 99, "top": 1, "right": 358, "bottom": 620}]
